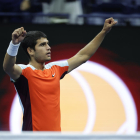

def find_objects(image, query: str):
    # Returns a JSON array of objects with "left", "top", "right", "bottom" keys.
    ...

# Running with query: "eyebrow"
[{"left": 39, "top": 41, "right": 49, "bottom": 46}]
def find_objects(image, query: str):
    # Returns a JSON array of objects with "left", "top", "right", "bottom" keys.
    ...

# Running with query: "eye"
[{"left": 40, "top": 43, "right": 46, "bottom": 46}]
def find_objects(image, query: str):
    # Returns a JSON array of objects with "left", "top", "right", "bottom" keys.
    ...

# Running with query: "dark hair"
[{"left": 20, "top": 31, "right": 47, "bottom": 60}]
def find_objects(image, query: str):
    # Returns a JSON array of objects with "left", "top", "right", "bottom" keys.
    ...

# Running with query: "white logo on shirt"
[{"left": 52, "top": 73, "right": 55, "bottom": 77}]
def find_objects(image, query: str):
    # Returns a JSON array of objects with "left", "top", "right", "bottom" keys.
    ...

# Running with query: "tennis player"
[{"left": 3, "top": 17, "right": 117, "bottom": 131}]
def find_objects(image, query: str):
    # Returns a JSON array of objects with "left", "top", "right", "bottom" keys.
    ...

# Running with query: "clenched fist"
[
  {"left": 102, "top": 17, "right": 117, "bottom": 34},
  {"left": 12, "top": 27, "right": 27, "bottom": 45}
]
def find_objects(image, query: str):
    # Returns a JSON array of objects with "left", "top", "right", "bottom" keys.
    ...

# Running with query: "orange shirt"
[{"left": 13, "top": 61, "right": 69, "bottom": 131}]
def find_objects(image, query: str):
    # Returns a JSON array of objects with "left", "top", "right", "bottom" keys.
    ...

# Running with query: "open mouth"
[{"left": 47, "top": 52, "right": 51, "bottom": 56}]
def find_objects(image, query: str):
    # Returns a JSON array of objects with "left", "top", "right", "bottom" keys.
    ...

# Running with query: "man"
[{"left": 3, "top": 17, "right": 117, "bottom": 131}]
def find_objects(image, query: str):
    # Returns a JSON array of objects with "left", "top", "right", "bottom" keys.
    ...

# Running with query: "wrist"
[
  {"left": 7, "top": 41, "right": 20, "bottom": 56},
  {"left": 100, "top": 29, "right": 107, "bottom": 35},
  {"left": 12, "top": 40, "right": 20, "bottom": 46},
  {"left": 12, "top": 39, "right": 21, "bottom": 45}
]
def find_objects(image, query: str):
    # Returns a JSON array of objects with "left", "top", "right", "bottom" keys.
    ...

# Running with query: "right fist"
[{"left": 12, "top": 27, "right": 27, "bottom": 45}]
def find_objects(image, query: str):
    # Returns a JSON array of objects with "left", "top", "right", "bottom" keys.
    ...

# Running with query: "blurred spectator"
[
  {"left": 82, "top": 0, "right": 134, "bottom": 25},
  {"left": 33, "top": 0, "right": 83, "bottom": 24},
  {"left": 32, "top": 0, "right": 52, "bottom": 24},
  {"left": 49, "top": 0, "right": 83, "bottom": 24}
]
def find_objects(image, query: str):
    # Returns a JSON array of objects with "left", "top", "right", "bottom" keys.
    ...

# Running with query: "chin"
[
  {"left": 48, "top": 57, "right": 51, "bottom": 60},
  {"left": 46, "top": 58, "right": 51, "bottom": 61}
]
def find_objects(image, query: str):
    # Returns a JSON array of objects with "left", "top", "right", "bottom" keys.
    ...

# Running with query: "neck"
[{"left": 29, "top": 60, "right": 46, "bottom": 70}]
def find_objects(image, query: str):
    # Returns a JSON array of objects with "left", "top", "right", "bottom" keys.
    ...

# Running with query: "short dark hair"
[{"left": 20, "top": 31, "right": 47, "bottom": 60}]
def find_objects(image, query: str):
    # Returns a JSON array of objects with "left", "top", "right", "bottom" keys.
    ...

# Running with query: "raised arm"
[
  {"left": 67, "top": 17, "right": 117, "bottom": 73},
  {"left": 3, "top": 27, "right": 27, "bottom": 80}
]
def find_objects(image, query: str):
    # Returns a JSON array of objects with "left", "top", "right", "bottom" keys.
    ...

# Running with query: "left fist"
[{"left": 102, "top": 17, "right": 117, "bottom": 34}]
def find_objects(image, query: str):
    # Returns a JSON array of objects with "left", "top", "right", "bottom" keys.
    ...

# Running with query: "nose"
[{"left": 47, "top": 44, "right": 51, "bottom": 50}]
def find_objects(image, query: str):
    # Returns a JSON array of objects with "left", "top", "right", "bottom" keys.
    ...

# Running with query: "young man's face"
[{"left": 33, "top": 37, "right": 51, "bottom": 63}]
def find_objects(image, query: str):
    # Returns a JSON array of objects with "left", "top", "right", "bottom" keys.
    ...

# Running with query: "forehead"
[{"left": 36, "top": 37, "right": 48, "bottom": 44}]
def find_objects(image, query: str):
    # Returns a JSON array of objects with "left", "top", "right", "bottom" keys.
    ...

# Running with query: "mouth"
[{"left": 46, "top": 52, "right": 51, "bottom": 57}]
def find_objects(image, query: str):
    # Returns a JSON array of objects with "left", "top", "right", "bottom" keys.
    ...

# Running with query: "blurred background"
[
  {"left": 0, "top": 0, "right": 140, "bottom": 134},
  {"left": 1, "top": 0, "right": 140, "bottom": 25}
]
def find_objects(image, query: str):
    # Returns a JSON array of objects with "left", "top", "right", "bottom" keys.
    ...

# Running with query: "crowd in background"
[{"left": 0, "top": 0, "right": 140, "bottom": 25}]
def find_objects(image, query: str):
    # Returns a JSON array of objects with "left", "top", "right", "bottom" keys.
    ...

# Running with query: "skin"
[
  {"left": 3, "top": 17, "right": 117, "bottom": 81},
  {"left": 28, "top": 38, "right": 51, "bottom": 70}
]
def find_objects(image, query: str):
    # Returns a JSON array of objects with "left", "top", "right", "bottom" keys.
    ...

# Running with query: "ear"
[{"left": 27, "top": 47, "right": 34, "bottom": 56}]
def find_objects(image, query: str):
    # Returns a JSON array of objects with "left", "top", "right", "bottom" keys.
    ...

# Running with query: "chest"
[{"left": 27, "top": 69, "right": 60, "bottom": 94}]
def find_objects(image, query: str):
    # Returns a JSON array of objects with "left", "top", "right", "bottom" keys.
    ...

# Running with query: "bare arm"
[
  {"left": 3, "top": 53, "right": 22, "bottom": 80},
  {"left": 67, "top": 17, "right": 117, "bottom": 72},
  {"left": 3, "top": 27, "right": 27, "bottom": 80}
]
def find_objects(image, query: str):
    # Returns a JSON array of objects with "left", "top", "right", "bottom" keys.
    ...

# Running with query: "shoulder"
[
  {"left": 17, "top": 64, "right": 36, "bottom": 70},
  {"left": 17, "top": 64, "right": 27, "bottom": 70},
  {"left": 45, "top": 60, "right": 69, "bottom": 69}
]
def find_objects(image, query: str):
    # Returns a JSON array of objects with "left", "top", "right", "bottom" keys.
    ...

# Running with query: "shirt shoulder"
[
  {"left": 18, "top": 64, "right": 36, "bottom": 79},
  {"left": 45, "top": 60, "right": 69, "bottom": 69},
  {"left": 45, "top": 60, "right": 69, "bottom": 79},
  {"left": 18, "top": 64, "right": 35, "bottom": 70}
]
